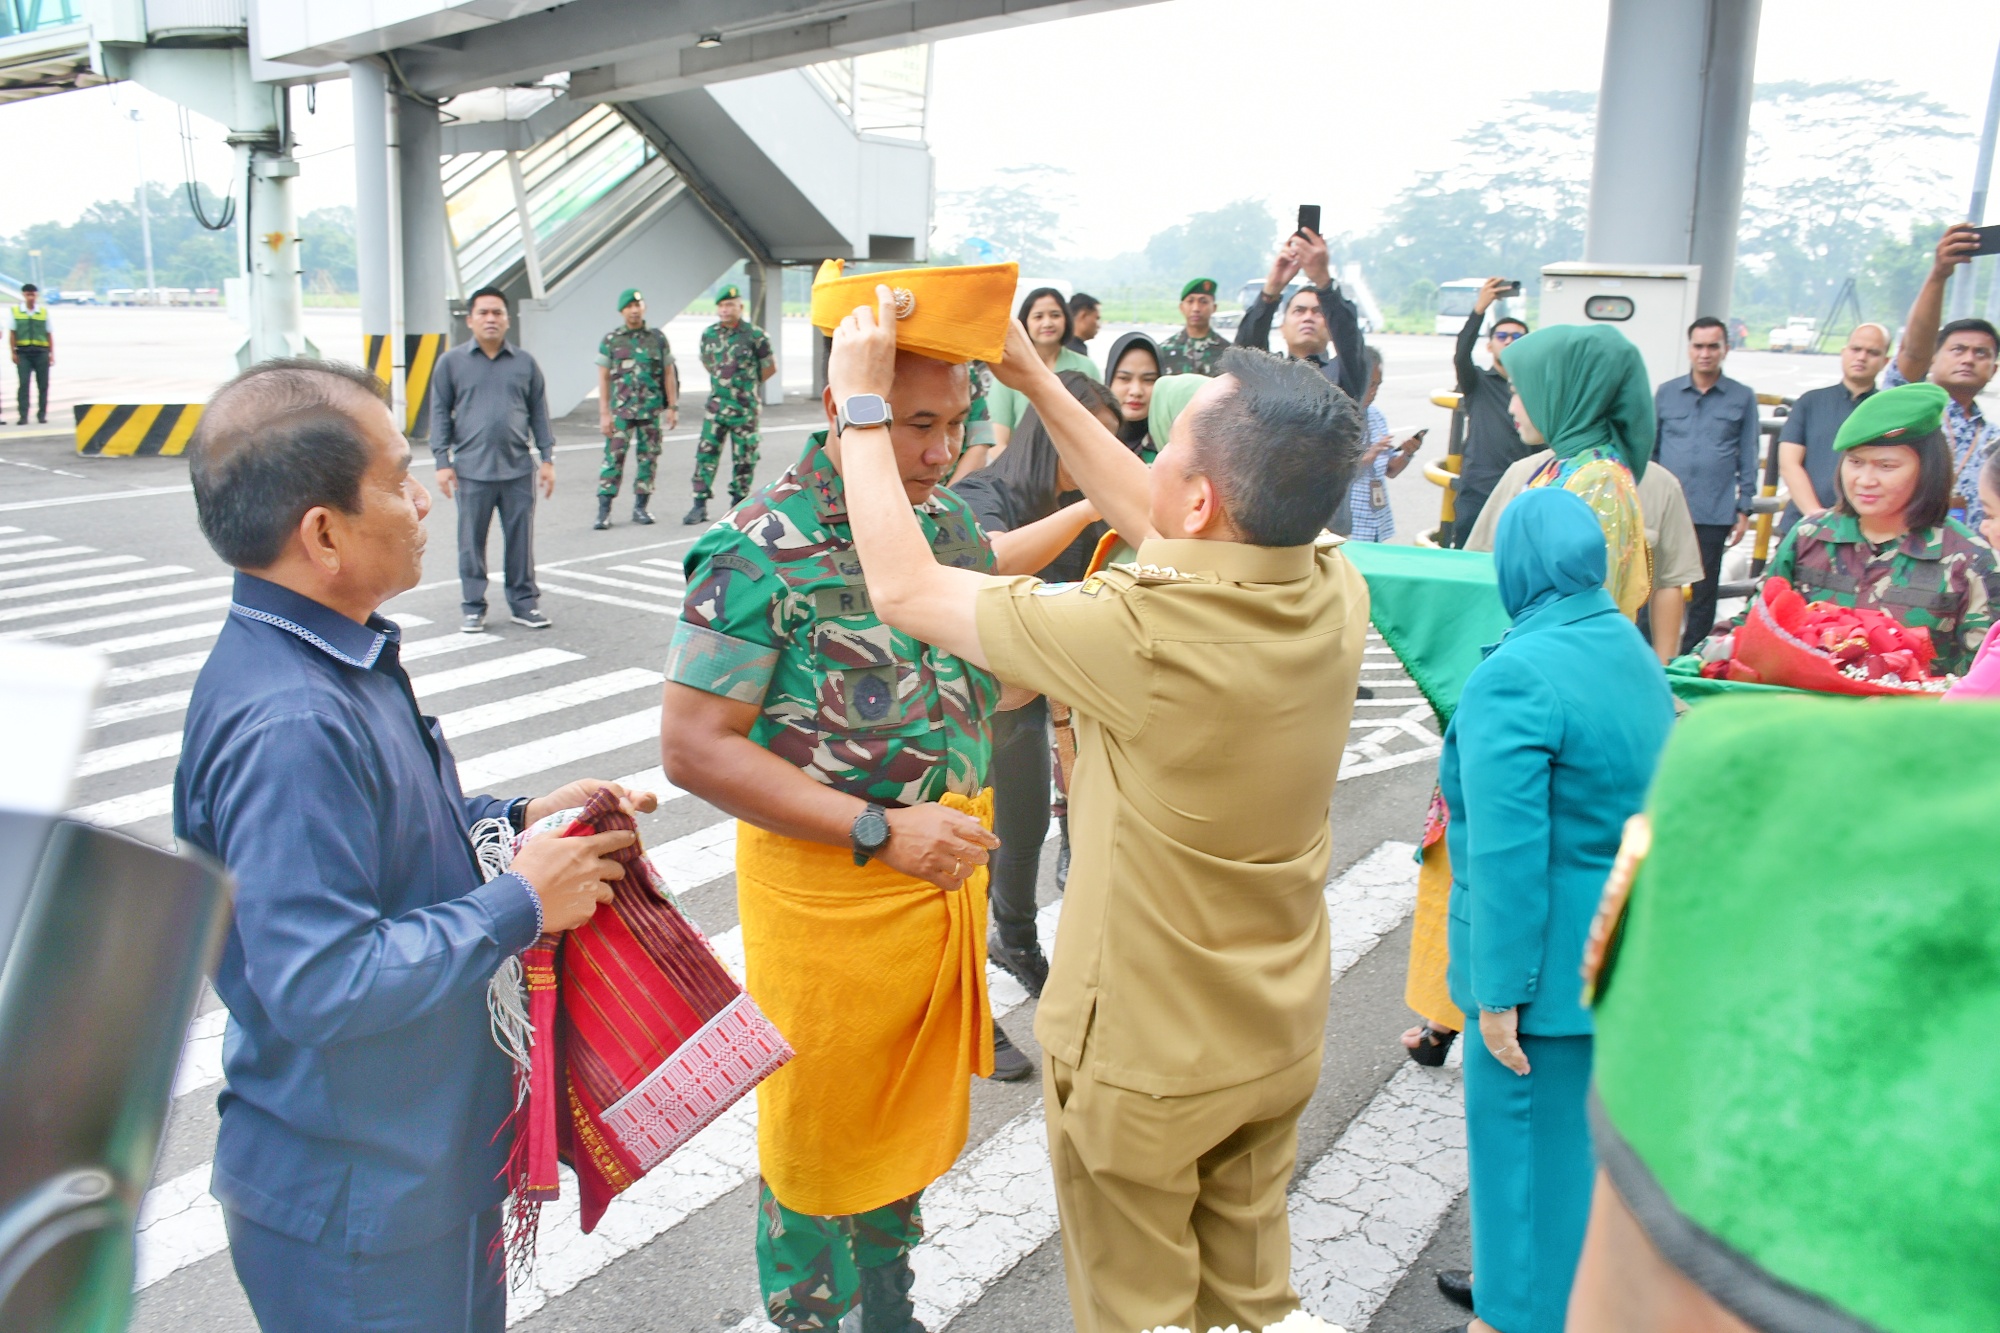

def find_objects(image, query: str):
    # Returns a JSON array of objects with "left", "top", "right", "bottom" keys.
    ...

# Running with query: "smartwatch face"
[
  {"left": 855, "top": 808, "right": 890, "bottom": 851},
  {"left": 845, "top": 394, "right": 890, "bottom": 428}
]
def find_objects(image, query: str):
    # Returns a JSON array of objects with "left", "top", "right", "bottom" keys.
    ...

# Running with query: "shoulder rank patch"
[
  {"left": 1032, "top": 581, "right": 1079, "bottom": 597},
  {"left": 707, "top": 551, "right": 765, "bottom": 580},
  {"left": 1314, "top": 529, "right": 1347, "bottom": 549},
  {"left": 1110, "top": 561, "right": 1193, "bottom": 583}
]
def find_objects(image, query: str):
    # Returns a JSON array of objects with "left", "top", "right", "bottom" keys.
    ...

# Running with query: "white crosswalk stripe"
[
  {"left": 0, "top": 531, "right": 54, "bottom": 547},
  {"left": 405, "top": 647, "right": 585, "bottom": 696},
  {"left": 432, "top": 667, "right": 662, "bottom": 739},
  {"left": 454, "top": 707, "right": 663, "bottom": 790},
  {"left": 0, "top": 553, "right": 139, "bottom": 582},
  {"left": 78, "top": 619, "right": 226, "bottom": 653},
  {"left": 539, "top": 582, "right": 683, "bottom": 615},
  {"left": 0, "top": 563, "right": 188, "bottom": 602},
  {"left": 0, "top": 542, "right": 95, "bottom": 565},
  {"left": 6, "top": 587, "right": 233, "bottom": 634}
]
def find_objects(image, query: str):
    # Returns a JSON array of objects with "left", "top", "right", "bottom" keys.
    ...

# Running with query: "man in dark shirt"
[
  {"left": 176, "top": 358, "right": 647, "bottom": 1332},
  {"left": 1449, "top": 276, "right": 1531, "bottom": 547},
  {"left": 432, "top": 286, "right": 557, "bottom": 633},
  {"left": 1777, "top": 322, "right": 1889, "bottom": 529},
  {"left": 1066, "top": 292, "right": 1101, "bottom": 355},
  {"left": 1654, "top": 316, "right": 1762, "bottom": 652},
  {"left": 1233, "top": 228, "right": 1367, "bottom": 535}
]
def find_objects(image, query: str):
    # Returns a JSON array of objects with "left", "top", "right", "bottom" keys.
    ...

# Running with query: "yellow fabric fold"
[
  {"left": 1405, "top": 839, "right": 1465, "bottom": 1031},
  {"left": 809, "top": 259, "right": 1019, "bottom": 364},
  {"left": 737, "top": 789, "right": 995, "bottom": 1216}
]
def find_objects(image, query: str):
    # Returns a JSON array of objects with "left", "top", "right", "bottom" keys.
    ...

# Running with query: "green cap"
[
  {"left": 1149, "top": 374, "right": 1207, "bottom": 447},
  {"left": 715, "top": 284, "right": 743, "bottom": 303},
  {"left": 1591, "top": 696, "right": 2000, "bottom": 1333},
  {"left": 617, "top": 287, "right": 643, "bottom": 312},
  {"left": 1180, "top": 277, "right": 1217, "bottom": 300},
  {"left": 1833, "top": 380, "right": 1948, "bottom": 451}
]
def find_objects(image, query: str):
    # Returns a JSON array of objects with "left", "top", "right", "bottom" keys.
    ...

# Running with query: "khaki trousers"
[{"left": 1044, "top": 1040, "right": 1322, "bottom": 1333}]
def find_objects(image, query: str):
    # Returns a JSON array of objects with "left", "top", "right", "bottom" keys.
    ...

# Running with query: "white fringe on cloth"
[{"left": 472, "top": 815, "right": 535, "bottom": 1097}]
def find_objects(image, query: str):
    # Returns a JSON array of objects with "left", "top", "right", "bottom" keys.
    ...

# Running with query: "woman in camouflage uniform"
[{"left": 1725, "top": 381, "right": 2000, "bottom": 675}]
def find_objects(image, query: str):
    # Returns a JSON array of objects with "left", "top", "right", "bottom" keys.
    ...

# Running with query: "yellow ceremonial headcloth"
[{"left": 810, "top": 259, "right": 1019, "bottom": 364}]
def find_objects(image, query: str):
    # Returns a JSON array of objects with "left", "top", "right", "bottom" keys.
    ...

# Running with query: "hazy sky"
[{"left": 2, "top": 0, "right": 1996, "bottom": 258}]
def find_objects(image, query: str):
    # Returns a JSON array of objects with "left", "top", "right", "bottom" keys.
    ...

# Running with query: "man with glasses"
[
  {"left": 1448, "top": 277, "right": 1532, "bottom": 547},
  {"left": 1887, "top": 223, "right": 1998, "bottom": 526},
  {"left": 1776, "top": 322, "right": 1889, "bottom": 530}
]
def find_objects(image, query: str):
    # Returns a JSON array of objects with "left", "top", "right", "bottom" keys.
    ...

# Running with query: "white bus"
[{"left": 1434, "top": 278, "right": 1526, "bottom": 336}]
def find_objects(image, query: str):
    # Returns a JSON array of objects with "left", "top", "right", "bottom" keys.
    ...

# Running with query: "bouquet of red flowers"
[{"left": 1700, "top": 578, "right": 1949, "bottom": 695}]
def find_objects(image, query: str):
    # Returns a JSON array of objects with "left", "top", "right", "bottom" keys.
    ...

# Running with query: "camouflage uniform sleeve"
[
  {"left": 1949, "top": 532, "right": 2000, "bottom": 672},
  {"left": 699, "top": 326, "right": 719, "bottom": 377},
  {"left": 965, "top": 361, "right": 996, "bottom": 449},
  {"left": 658, "top": 329, "right": 676, "bottom": 371},
  {"left": 1732, "top": 525, "right": 1804, "bottom": 632},
  {"left": 595, "top": 332, "right": 614, "bottom": 370},
  {"left": 755, "top": 328, "right": 775, "bottom": 377},
  {"left": 665, "top": 528, "right": 783, "bottom": 704}
]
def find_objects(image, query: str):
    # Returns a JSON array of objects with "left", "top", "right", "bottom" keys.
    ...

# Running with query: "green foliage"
[
  {"left": 936, "top": 166, "right": 1071, "bottom": 273},
  {"left": 1140, "top": 199, "right": 1280, "bottom": 295},
  {"left": 0, "top": 189, "right": 362, "bottom": 295}
]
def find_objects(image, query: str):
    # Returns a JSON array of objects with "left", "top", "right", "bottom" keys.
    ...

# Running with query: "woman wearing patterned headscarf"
[{"left": 1501, "top": 323, "right": 1656, "bottom": 617}]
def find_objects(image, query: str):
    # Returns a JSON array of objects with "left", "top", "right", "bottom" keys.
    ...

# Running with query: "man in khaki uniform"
[
  {"left": 1466, "top": 451, "right": 1706, "bottom": 662},
  {"left": 822, "top": 286, "right": 1368, "bottom": 1333}
]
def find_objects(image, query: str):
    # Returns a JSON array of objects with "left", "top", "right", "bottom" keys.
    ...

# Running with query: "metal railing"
[
  {"left": 444, "top": 104, "right": 668, "bottom": 296},
  {"left": 800, "top": 45, "right": 931, "bottom": 141}
]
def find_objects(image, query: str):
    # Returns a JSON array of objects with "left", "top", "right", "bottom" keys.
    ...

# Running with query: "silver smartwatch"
[{"left": 836, "top": 393, "right": 893, "bottom": 436}]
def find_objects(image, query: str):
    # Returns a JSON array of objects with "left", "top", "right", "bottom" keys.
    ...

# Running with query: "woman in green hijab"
[{"left": 1502, "top": 323, "right": 1655, "bottom": 617}]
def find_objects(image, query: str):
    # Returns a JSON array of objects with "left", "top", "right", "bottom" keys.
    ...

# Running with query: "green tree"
[
  {"left": 1142, "top": 199, "right": 1278, "bottom": 294},
  {"left": 936, "top": 166, "right": 1070, "bottom": 272},
  {"left": 300, "top": 206, "right": 358, "bottom": 293}
]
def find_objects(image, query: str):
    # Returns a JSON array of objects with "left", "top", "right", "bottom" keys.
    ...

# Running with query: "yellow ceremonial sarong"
[
  {"left": 736, "top": 789, "right": 995, "bottom": 1217},
  {"left": 1404, "top": 839, "right": 1465, "bottom": 1031}
]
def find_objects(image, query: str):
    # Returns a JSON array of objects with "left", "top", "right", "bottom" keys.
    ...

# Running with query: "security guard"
[
  {"left": 830, "top": 287, "right": 1369, "bottom": 1333},
  {"left": 658, "top": 259, "right": 1029, "bottom": 1333},
  {"left": 11, "top": 282, "right": 52, "bottom": 425},
  {"left": 684, "top": 282, "right": 775, "bottom": 524},
  {"left": 594, "top": 287, "right": 678, "bottom": 529},
  {"left": 1156, "top": 277, "right": 1229, "bottom": 376}
]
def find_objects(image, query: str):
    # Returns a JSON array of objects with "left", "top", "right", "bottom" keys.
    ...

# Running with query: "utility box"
[{"left": 1538, "top": 263, "right": 1702, "bottom": 390}]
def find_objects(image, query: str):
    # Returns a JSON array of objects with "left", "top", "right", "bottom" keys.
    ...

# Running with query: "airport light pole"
[{"left": 129, "top": 108, "right": 157, "bottom": 302}]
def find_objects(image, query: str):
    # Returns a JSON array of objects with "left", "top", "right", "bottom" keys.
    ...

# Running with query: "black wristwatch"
[{"left": 851, "top": 802, "right": 890, "bottom": 866}]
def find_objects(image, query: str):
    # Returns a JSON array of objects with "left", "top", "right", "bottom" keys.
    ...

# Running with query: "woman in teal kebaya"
[{"left": 1439, "top": 487, "right": 1674, "bottom": 1333}]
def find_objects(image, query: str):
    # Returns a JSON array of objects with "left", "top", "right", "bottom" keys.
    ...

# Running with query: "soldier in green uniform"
[
  {"left": 1712, "top": 381, "right": 2000, "bottom": 674},
  {"left": 684, "top": 282, "right": 776, "bottom": 524},
  {"left": 1156, "top": 277, "right": 1229, "bottom": 377},
  {"left": 10, "top": 282, "right": 52, "bottom": 425},
  {"left": 595, "top": 287, "right": 678, "bottom": 529},
  {"left": 661, "top": 307, "right": 1032, "bottom": 1329}
]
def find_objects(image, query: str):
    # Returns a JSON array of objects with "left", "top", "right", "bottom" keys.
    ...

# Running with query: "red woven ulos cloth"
[{"left": 501, "top": 787, "right": 792, "bottom": 1268}]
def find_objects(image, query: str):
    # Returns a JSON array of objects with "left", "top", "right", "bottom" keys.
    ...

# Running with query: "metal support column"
[
  {"left": 1951, "top": 40, "right": 2000, "bottom": 322},
  {"left": 397, "top": 97, "right": 450, "bottom": 441},
  {"left": 756, "top": 260, "right": 784, "bottom": 405},
  {"left": 350, "top": 59, "right": 393, "bottom": 383},
  {"left": 1586, "top": 0, "right": 1762, "bottom": 318}
]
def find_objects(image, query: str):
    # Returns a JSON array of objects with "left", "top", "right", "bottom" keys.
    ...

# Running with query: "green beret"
[
  {"left": 617, "top": 287, "right": 643, "bottom": 311},
  {"left": 715, "top": 284, "right": 743, "bottom": 303},
  {"left": 1179, "top": 277, "right": 1217, "bottom": 300},
  {"left": 1833, "top": 380, "right": 1948, "bottom": 450},
  {"left": 1592, "top": 697, "right": 2000, "bottom": 1333}
]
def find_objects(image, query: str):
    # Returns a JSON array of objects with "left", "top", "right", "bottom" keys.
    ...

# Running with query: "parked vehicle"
[
  {"left": 1434, "top": 278, "right": 1525, "bottom": 336},
  {"left": 1766, "top": 316, "right": 1818, "bottom": 352}
]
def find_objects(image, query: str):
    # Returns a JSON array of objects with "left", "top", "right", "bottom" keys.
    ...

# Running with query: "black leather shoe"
[
  {"left": 858, "top": 1252, "right": 925, "bottom": 1333},
  {"left": 987, "top": 1020, "right": 1035, "bottom": 1082},
  {"left": 593, "top": 498, "right": 613, "bottom": 530},
  {"left": 631, "top": 500, "right": 654, "bottom": 525},
  {"left": 681, "top": 500, "right": 708, "bottom": 525},
  {"left": 1409, "top": 1025, "right": 1459, "bottom": 1068},
  {"left": 988, "top": 930, "right": 1048, "bottom": 998},
  {"left": 1436, "top": 1268, "right": 1473, "bottom": 1311}
]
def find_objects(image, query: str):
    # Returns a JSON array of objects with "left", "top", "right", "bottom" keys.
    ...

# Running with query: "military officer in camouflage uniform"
[
  {"left": 684, "top": 282, "right": 776, "bottom": 524},
  {"left": 1717, "top": 381, "right": 2000, "bottom": 675},
  {"left": 661, "top": 337, "right": 1029, "bottom": 1333},
  {"left": 1157, "top": 277, "right": 1230, "bottom": 377},
  {"left": 595, "top": 287, "right": 678, "bottom": 529}
]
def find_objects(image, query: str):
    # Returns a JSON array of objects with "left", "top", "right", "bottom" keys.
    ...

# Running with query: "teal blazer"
[{"left": 1441, "top": 495, "right": 1675, "bottom": 1037}]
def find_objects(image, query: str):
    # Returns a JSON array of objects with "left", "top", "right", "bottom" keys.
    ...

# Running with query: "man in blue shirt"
[
  {"left": 1776, "top": 322, "right": 1888, "bottom": 530},
  {"left": 175, "top": 358, "right": 650, "bottom": 1332},
  {"left": 1885, "top": 224, "right": 1997, "bottom": 527},
  {"left": 1654, "top": 316, "right": 1761, "bottom": 652}
]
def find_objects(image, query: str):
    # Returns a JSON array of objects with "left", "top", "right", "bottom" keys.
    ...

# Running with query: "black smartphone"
[
  {"left": 1494, "top": 280, "right": 1523, "bottom": 298},
  {"left": 1972, "top": 224, "right": 2000, "bottom": 258},
  {"left": 1296, "top": 205, "right": 1321, "bottom": 238}
]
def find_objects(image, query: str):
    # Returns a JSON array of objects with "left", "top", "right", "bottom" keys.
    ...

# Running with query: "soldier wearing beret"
[
  {"left": 1572, "top": 695, "right": 2000, "bottom": 1333},
  {"left": 594, "top": 287, "right": 677, "bottom": 529},
  {"left": 685, "top": 283, "right": 776, "bottom": 525},
  {"left": 1157, "top": 277, "right": 1230, "bottom": 377},
  {"left": 1714, "top": 381, "right": 2000, "bottom": 675}
]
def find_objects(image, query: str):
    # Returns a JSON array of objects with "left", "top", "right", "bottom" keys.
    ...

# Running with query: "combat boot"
[
  {"left": 631, "top": 497, "right": 655, "bottom": 526},
  {"left": 682, "top": 499, "right": 708, "bottom": 525},
  {"left": 857, "top": 1252, "right": 925, "bottom": 1333},
  {"left": 594, "top": 497, "right": 613, "bottom": 530}
]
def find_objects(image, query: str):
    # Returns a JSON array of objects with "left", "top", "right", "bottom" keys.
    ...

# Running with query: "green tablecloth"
[{"left": 1341, "top": 541, "right": 1803, "bottom": 720}]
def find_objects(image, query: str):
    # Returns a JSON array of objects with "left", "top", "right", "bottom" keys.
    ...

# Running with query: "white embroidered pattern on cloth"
[{"left": 599, "top": 990, "right": 793, "bottom": 1171}]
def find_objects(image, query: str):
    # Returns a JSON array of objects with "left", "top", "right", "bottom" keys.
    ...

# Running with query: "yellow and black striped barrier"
[
  {"left": 74, "top": 403, "right": 204, "bottom": 457},
  {"left": 363, "top": 332, "right": 448, "bottom": 442}
]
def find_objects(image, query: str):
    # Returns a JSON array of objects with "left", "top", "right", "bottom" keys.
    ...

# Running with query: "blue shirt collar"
[{"left": 229, "top": 571, "right": 399, "bottom": 669}]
